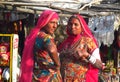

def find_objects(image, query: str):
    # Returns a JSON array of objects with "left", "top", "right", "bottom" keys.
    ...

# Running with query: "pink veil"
[
  {"left": 76, "top": 14, "right": 99, "bottom": 82},
  {"left": 58, "top": 14, "right": 99, "bottom": 82},
  {"left": 19, "top": 10, "right": 59, "bottom": 82}
]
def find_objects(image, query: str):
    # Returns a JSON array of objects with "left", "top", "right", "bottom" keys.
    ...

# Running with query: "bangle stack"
[
  {"left": 87, "top": 55, "right": 96, "bottom": 64},
  {"left": 87, "top": 55, "right": 91, "bottom": 60}
]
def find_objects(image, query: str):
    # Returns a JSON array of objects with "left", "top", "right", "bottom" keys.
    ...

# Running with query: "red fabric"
[
  {"left": 58, "top": 14, "right": 99, "bottom": 82},
  {"left": 86, "top": 65, "right": 99, "bottom": 82},
  {"left": 19, "top": 10, "right": 59, "bottom": 82}
]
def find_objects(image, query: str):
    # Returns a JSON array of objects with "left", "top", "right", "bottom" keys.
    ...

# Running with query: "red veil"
[{"left": 58, "top": 14, "right": 99, "bottom": 82}]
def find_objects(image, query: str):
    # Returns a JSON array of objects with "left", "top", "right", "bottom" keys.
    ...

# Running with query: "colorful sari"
[
  {"left": 19, "top": 10, "right": 59, "bottom": 82},
  {"left": 33, "top": 31, "right": 61, "bottom": 82},
  {"left": 58, "top": 14, "right": 99, "bottom": 82}
]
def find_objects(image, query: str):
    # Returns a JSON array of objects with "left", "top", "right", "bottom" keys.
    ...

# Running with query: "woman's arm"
[
  {"left": 45, "top": 40, "right": 61, "bottom": 70},
  {"left": 76, "top": 48, "right": 103, "bottom": 69},
  {"left": 86, "top": 48, "right": 103, "bottom": 69}
]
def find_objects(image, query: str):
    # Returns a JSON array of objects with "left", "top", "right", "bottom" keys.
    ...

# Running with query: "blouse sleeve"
[
  {"left": 86, "top": 37, "right": 101, "bottom": 60},
  {"left": 92, "top": 48, "right": 101, "bottom": 60},
  {"left": 43, "top": 34, "right": 53, "bottom": 47},
  {"left": 34, "top": 33, "right": 53, "bottom": 50}
]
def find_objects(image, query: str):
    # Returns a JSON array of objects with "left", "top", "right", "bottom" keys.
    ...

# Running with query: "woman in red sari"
[
  {"left": 58, "top": 14, "right": 103, "bottom": 82},
  {"left": 19, "top": 10, "right": 62, "bottom": 82}
]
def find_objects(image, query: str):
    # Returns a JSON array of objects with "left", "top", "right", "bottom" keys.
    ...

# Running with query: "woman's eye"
[{"left": 74, "top": 23, "right": 79, "bottom": 26}]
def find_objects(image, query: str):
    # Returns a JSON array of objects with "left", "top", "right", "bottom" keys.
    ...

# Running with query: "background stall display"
[
  {"left": 99, "top": 27, "right": 120, "bottom": 82},
  {"left": 0, "top": 34, "right": 19, "bottom": 82},
  {"left": 0, "top": 42, "right": 10, "bottom": 66}
]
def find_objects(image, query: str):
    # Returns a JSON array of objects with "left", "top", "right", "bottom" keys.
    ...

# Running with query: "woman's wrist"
[
  {"left": 86, "top": 55, "right": 96, "bottom": 64},
  {"left": 86, "top": 55, "right": 91, "bottom": 60},
  {"left": 55, "top": 66, "right": 60, "bottom": 71},
  {"left": 55, "top": 64, "right": 60, "bottom": 70}
]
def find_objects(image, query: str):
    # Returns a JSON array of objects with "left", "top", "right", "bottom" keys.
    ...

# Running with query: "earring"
[{"left": 81, "top": 31, "right": 84, "bottom": 35}]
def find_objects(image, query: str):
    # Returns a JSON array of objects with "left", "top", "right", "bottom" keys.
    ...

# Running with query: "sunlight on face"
[
  {"left": 68, "top": 18, "right": 82, "bottom": 35},
  {"left": 44, "top": 18, "right": 58, "bottom": 35}
]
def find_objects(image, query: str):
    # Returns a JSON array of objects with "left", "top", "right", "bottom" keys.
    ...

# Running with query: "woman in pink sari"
[
  {"left": 58, "top": 14, "right": 103, "bottom": 82},
  {"left": 19, "top": 10, "right": 62, "bottom": 82}
]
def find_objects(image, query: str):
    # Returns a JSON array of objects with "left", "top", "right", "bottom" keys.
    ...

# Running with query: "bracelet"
[
  {"left": 89, "top": 55, "right": 96, "bottom": 64},
  {"left": 86, "top": 55, "right": 91, "bottom": 60}
]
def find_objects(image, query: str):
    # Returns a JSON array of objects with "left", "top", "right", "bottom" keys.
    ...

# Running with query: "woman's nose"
[
  {"left": 54, "top": 22, "right": 58, "bottom": 28},
  {"left": 71, "top": 24, "right": 75, "bottom": 29}
]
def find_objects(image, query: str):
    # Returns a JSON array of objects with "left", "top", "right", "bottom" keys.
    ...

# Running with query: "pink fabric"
[
  {"left": 19, "top": 10, "right": 59, "bottom": 82},
  {"left": 86, "top": 65, "right": 99, "bottom": 82},
  {"left": 58, "top": 14, "right": 99, "bottom": 82},
  {"left": 77, "top": 14, "right": 99, "bottom": 82}
]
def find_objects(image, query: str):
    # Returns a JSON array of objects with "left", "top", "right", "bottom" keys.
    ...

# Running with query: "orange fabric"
[{"left": 58, "top": 14, "right": 99, "bottom": 82}]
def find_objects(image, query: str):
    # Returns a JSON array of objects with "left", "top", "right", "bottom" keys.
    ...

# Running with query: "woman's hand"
[{"left": 75, "top": 44, "right": 90, "bottom": 60}]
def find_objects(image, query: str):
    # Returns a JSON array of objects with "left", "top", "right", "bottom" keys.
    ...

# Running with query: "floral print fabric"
[
  {"left": 33, "top": 31, "right": 60, "bottom": 82},
  {"left": 60, "top": 36, "right": 97, "bottom": 82}
]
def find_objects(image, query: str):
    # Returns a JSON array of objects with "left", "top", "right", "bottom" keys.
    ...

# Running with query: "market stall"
[
  {"left": 0, "top": 34, "right": 19, "bottom": 82},
  {"left": 0, "top": 0, "right": 120, "bottom": 82}
]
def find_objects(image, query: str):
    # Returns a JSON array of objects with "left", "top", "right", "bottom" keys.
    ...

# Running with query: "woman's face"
[
  {"left": 44, "top": 18, "right": 58, "bottom": 35},
  {"left": 68, "top": 17, "right": 82, "bottom": 35}
]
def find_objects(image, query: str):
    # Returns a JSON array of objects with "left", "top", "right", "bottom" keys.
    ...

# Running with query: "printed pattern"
[
  {"left": 60, "top": 36, "right": 97, "bottom": 82},
  {"left": 33, "top": 31, "right": 60, "bottom": 82}
]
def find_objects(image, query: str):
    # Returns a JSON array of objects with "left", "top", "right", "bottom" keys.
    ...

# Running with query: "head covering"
[
  {"left": 58, "top": 14, "right": 99, "bottom": 82},
  {"left": 58, "top": 14, "right": 98, "bottom": 51},
  {"left": 67, "top": 14, "right": 98, "bottom": 46},
  {"left": 19, "top": 10, "right": 59, "bottom": 82}
]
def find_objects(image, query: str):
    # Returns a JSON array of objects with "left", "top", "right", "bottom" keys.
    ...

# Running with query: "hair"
[{"left": 68, "top": 15, "right": 80, "bottom": 23}]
